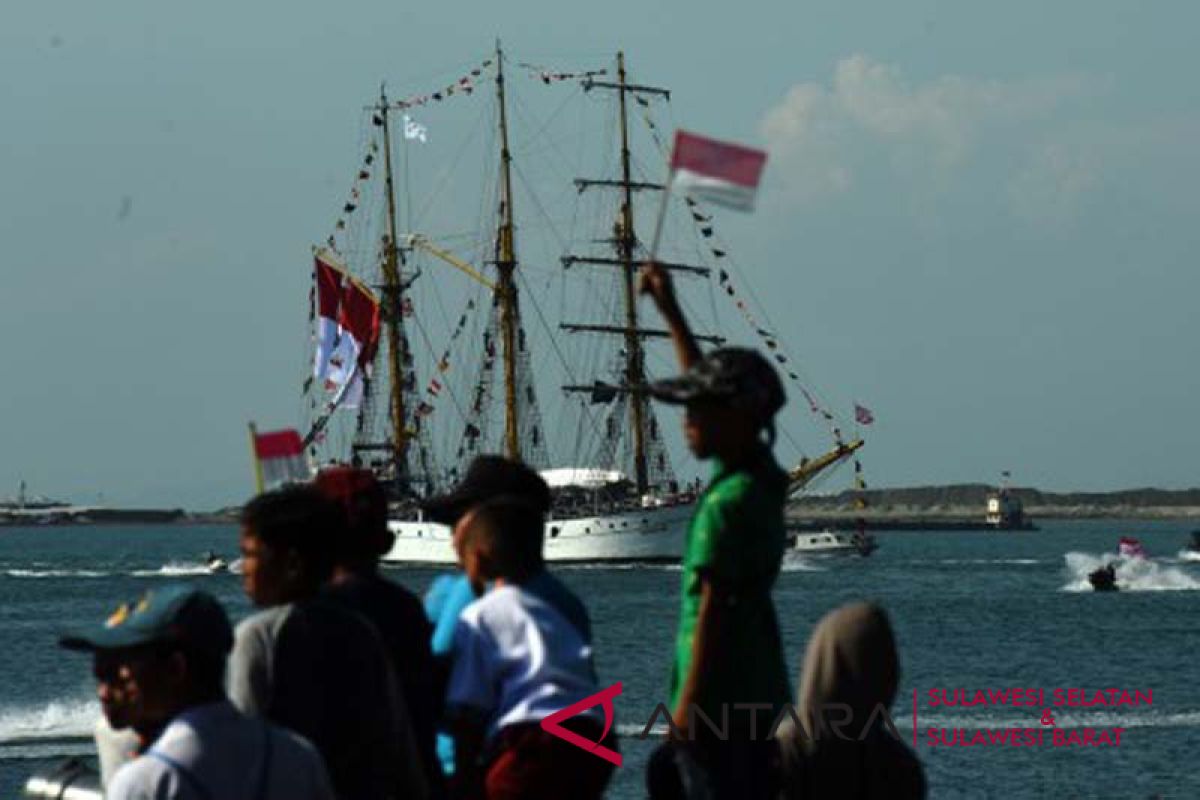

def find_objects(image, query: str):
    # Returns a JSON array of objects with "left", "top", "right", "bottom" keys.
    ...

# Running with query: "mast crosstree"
[{"left": 562, "top": 52, "right": 711, "bottom": 495}]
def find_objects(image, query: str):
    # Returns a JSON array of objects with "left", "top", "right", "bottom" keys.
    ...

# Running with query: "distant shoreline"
[
  {"left": 790, "top": 483, "right": 1200, "bottom": 524},
  {"left": 5, "top": 484, "right": 1200, "bottom": 528}
]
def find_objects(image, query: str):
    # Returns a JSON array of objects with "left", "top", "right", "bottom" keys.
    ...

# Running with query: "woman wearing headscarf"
[{"left": 776, "top": 603, "right": 925, "bottom": 799}]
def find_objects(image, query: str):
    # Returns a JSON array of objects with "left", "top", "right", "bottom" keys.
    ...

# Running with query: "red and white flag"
[
  {"left": 669, "top": 130, "right": 768, "bottom": 212},
  {"left": 312, "top": 249, "right": 381, "bottom": 410},
  {"left": 854, "top": 403, "right": 875, "bottom": 425},
  {"left": 252, "top": 427, "right": 310, "bottom": 490},
  {"left": 313, "top": 251, "right": 344, "bottom": 383}
]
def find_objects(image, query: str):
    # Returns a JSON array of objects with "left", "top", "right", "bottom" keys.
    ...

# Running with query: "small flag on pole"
[
  {"left": 669, "top": 130, "right": 768, "bottom": 212},
  {"left": 854, "top": 404, "right": 875, "bottom": 425},
  {"left": 250, "top": 426, "right": 310, "bottom": 492}
]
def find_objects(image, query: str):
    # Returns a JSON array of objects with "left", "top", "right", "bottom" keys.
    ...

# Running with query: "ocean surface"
[{"left": 1, "top": 520, "right": 1198, "bottom": 798}]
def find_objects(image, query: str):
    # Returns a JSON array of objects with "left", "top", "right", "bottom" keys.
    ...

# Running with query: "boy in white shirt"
[{"left": 444, "top": 496, "right": 617, "bottom": 800}]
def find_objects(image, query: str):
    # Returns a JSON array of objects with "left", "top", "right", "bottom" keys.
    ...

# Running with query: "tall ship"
[{"left": 298, "top": 45, "right": 865, "bottom": 563}]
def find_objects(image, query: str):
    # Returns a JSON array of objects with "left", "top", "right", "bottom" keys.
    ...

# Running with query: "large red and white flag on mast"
[
  {"left": 251, "top": 426, "right": 310, "bottom": 491},
  {"left": 312, "top": 249, "right": 381, "bottom": 409},
  {"left": 313, "top": 251, "right": 344, "bottom": 384},
  {"left": 669, "top": 130, "right": 768, "bottom": 212}
]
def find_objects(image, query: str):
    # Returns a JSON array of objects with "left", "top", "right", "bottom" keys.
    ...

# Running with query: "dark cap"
[
  {"left": 60, "top": 585, "right": 233, "bottom": 656},
  {"left": 422, "top": 455, "right": 551, "bottom": 526},
  {"left": 647, "top": 347, "right": 786, "bottom": 422}
]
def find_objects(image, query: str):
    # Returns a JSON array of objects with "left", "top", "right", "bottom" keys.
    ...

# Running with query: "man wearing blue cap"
[{"left": 61, "top": 584, "right": 334, "bottom": 800}]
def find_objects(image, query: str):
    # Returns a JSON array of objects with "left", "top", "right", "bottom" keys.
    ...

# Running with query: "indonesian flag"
[
  {"left": 253, "top": 428, "right": 310, "bottom": 490},
  {"left": 313, "top": 251, "right": 344, "bottom": 383},
  {"left": 312, "top": 249, "right": 381, "bottom": 410},
  {"left": 854, "top": 403, "right": 875, "bottom": 425},
  {"left": 669, "top": 130, "right": 768, "bottom": 212}
]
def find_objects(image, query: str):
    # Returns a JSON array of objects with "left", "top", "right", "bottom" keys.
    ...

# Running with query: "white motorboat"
[{"left": 790, "top": 530, "right": 877, "bottom": 557}]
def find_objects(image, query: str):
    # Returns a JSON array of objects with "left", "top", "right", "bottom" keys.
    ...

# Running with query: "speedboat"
[
  {"left": 791, "top": 530, "right": 878, "bottom": 557},
  {"left": 1088, "top": 563, "right": 1118, "bottom": 592}
]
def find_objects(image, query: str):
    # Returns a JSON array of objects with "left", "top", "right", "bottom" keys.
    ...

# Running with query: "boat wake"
[
  {"left": 131, "top": 559, "right": 242, "bottom": 577},
  {"left": 935, "top": 558, "right": 1042, "bottom": 566},
  {"left": 3, "top": 568, "right": 109, "bottom": 579},
  {"left": 1177, "top": 550, "right": 1200, "bottom": 563},
  {"left": 0, "top": 698, "right": 96, "bottom": 747},
  {"left": 1061, "top": 552, "right": 1200, "bottom": 592},
  {"left": 557, "top": 563, "right": 681, "bottom": 572},
  {"left": 131, "top": 561, "right": 211, "bottom": 577},
  {"left": 780, "top": 554, "right": 825, "bottom": 572}
]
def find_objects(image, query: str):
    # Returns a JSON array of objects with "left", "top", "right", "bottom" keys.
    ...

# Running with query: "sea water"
[{"left": 1, "top": 520, "right": 1197, "bottom": 798}]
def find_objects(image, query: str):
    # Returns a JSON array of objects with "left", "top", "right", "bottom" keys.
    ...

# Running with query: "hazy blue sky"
[{"left": 3, "top": 1, "right": 1198, "bottom": 508}]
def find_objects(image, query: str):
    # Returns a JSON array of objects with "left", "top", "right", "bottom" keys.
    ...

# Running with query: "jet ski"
[
  {"left": 204, "top": 551, "right": 228, "bottom": 574},
  {"left": 1088, "top": 563, "right": 1118, "bottom": 592},
  {"left": 1117, "top": 537, "right": 1146, "bottom": 559}
]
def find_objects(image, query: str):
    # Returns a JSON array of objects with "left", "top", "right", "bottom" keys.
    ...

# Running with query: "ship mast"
[
  {"left": 563, "top": 54, "right": 720, "bottom": 496},
  {"left": 494, "top": 41, "right": 522, "bottom": 461},
  {"left": 615, "top": 52, "right": 650, "bottom": 493},
  {"left": 377, "top": 88, "right": 410, "bottom": 488}
]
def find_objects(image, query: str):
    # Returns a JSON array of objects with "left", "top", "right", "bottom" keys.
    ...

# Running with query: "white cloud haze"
[{"left": 760, "top": 55, "right": 1093, "bottom": 216}]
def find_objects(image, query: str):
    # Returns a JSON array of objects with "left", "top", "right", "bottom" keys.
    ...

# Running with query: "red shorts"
[{"left": 483, "top": 718, "right": 617, "bottom": 800}]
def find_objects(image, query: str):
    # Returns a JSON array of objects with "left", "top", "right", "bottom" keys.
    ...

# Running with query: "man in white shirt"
[{"left": 61, "top": 584, "right": 333, "bottom": 800}]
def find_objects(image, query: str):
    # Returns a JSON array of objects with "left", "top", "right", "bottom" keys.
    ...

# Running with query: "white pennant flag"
[{"left": 404, "top": 115, "right": 428, "bottom": 143}]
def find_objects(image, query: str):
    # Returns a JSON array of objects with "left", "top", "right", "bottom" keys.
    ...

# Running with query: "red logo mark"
[{"left": 540, "top": 682, "right": 623, "bottom": 767}]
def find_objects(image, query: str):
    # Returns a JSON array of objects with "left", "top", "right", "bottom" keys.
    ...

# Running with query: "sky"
[{"left": 2, "top": 1, "right": 1198, "bottom": 509}]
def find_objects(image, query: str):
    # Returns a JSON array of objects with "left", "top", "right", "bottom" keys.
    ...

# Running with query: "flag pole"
[
  {"left": 248, "top": 422, "right": 264, "bottom": 494},
  {"left": 646, "top": 169, "right": 674, "bottom": 264}
]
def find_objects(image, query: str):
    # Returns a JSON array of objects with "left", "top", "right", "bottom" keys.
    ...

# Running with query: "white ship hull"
[{"left": 384, "top": 502, "right": 693, "bottom": 564}]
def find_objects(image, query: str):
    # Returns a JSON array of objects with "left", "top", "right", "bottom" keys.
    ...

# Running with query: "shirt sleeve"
[
  {"left": 444, "top": 613, "right": 496, "bottom": 716},
  {"left": 105, "top": 758, "right": 164, "bottom": 800},
  {"left": 430, "top": 575, "right": 477, "bottom": 656},
  {"left": 690, "top": 489, "right": 745, "bottom": 583},
  {"left": 227, "top": 613, "right": 274, "bottom": 715},
  {"left": 424, "top": 573, "right": 453, "bottom": 620}
]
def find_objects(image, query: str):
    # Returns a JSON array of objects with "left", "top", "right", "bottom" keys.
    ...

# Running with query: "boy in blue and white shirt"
[{"left": 444, "top": 496, "right": 617, "bottom": 800}]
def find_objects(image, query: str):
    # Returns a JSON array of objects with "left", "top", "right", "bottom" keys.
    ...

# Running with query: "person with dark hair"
[
  {"left": 314, "top": 466, "right": 444, "bottom": 798},
  {"left": 419, "top": 455, "right": 554, "bottom": 780},
  {"left": 61, "top": 585, "right": 334, "bottom": 799},
  {"left": 443, "top": 496, "right": 616, "bottom": 800},
  {"left": 231, "top": 485, "right": 428, "bottom": 800},
  {"left": 640, "top": 262, "right": 792, "bottom": 799},
  {"left": 776, "top": 603, "right": 925, "bottom": 799}
]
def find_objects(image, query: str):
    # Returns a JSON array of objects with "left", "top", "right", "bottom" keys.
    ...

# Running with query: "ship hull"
[{"left": 383, "top": 502, "right": 693, "bottom": 564}]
